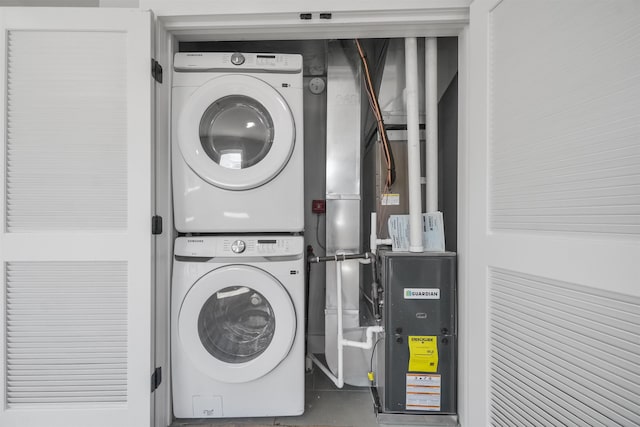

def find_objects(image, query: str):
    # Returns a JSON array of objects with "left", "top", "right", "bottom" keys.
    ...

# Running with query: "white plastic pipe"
[
  {"left": 426, "top": 37, "right": 438, "bottom": 213},
  {"left": 336, "top": 258, "right": 345, "bottom": 388},
  {"left": 370, "top": 212, "right": 392, "bottom": 254},
  {"left": 404, "top": 38, "right": 423, "bottom": 252},
  {"left": 310, "top": 258, "right": 384, "bottom": 388},
  {"left": 342, "top": 325, "right": 384, "bottom": 349},
  {"left": 309, "top": 353, "right": 339, "bottom": 385},
  {"left": 311, "top": 259, "right": 345, "bottom": 388}
]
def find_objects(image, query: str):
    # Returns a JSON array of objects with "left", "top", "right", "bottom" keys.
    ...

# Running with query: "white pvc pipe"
[
  {"left": 335, "top": 259, "right": 345, "bottom": 388},
  {"left": 370, "top": 212, "right": 378, "bottom": 253},
  {"left": 310, "top": 258, "right": 384, "bottom": 389},
  {"left": 369, "top": 212, "right": 393, "bottom": 253},
  {"left": 342, "top": 325, "right": 384, "bottom": 349},
  {"left": 404, "top": 37, "right": 423, "bottom": 252},
  {"left": 309, "top": 354, "right": 340, "bottom": 386},
  {"left": 426, "top": 37, "right": 438, "bottom": 213}
]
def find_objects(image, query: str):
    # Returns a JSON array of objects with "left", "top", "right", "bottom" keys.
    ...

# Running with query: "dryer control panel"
[
  {"left": 174, "top": 52, "right": 303, "bottom": 73},
  {"left": 174, "top": 236, "right": 303, "bottom": 258}
]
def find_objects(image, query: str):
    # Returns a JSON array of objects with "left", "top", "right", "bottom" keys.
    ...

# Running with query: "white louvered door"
[
  {"left": 0, "top": 8, "right": 154, "bottom": 427},
  {"left": 466, "top": 1, "right": 640, "bottom": 426}
]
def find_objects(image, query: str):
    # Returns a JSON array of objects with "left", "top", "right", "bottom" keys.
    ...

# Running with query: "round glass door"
[
  {"left": 179, "top": 265, "right": 296, "bottom": 383},
  {"left": 178, "top": 74, "right": 296, "bottom": 190},
  {"left": 198, "top": 286, "right": 275, "bottom": 363},
  {"left": 199, "top": 96, "right": 274, "bottom": 170}
]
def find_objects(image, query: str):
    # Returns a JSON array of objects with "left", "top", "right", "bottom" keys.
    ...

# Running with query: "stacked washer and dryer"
[{"left": 170, "top": 52, "right": 306, "bottom": 418}]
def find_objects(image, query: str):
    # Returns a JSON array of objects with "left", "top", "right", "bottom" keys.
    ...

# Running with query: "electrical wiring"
[
  {"left": 315, "top": 215, "right": 326, "bottom": 251},
  {"left": 369, "top": 337, "right": 382, "bottom": 381},
  {"left": 355, "top": 39, "right": 395, "bottom": 190},
  {"left": 363, "top": 293, "right": 375, "bottom": 307}
]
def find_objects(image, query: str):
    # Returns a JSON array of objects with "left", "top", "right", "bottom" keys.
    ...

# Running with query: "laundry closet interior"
[
  {"left": 162, "top": 31, "right": 460, "bottom": 427},
  {"left": 2, "top": 2, "right": 639, "bottom": 427},
  {"left": 116, "top": 1, "right": 470, "bottom": 425}
]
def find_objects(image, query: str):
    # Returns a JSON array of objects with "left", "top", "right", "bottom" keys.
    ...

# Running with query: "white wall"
[
  {"left": 0, "top": 0, "right": 139, "bottom": 6},
  {"left": 0, "top": 0, "right": 98, "bottom": 5},
  {"left": 100, "top": 0, "right": 139, "bottom": 6}
]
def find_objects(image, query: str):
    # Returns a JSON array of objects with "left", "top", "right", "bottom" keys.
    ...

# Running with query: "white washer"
[
  {"left": 171, "top": 235, "right": 305, "bottom": 418},
  {"left": 172, "top": 52, "right": 304, "bottom": 233}
]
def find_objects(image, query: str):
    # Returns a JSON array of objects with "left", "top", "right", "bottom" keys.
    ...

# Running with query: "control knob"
[
  {"left": 230, "top": 52, "right": 245, "bottom": 66},
  {"left": 231, "top": 240, "right": 246, "bottom": 254}
]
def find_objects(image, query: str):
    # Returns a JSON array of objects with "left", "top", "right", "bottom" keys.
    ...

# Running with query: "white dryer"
[
  {"left": 171, "top": 235, "right": 305, "bottom": 418},
  {"left": 172, "top": 52, "right": 304, "bottom": 233}
]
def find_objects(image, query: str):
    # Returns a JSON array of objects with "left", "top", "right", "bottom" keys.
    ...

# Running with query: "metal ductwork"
[{"left": 323, "top": 41, "right": 372, "bottom": 387}]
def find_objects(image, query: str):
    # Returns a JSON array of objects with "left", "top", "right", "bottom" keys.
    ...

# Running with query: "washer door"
[
  {"left": 177, "top": 74, "right": 295, "bottom": 190},
  {"left": 178, "top": 265, "right": 296, "bottom": 383}
]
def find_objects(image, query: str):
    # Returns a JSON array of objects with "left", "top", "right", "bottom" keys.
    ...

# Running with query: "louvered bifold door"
[
  {"left": 466, "top": 1, "right": 640, "bottom": 426},
  {"left": 0, "top": 8, "right": 154, "bottom": 427}
]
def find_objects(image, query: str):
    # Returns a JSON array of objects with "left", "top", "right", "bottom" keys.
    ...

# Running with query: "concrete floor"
[
  {"left": 172, "top": 367, "right": 378, "bottom": 427},
  {"left": 171, "top": 364, "right": 458, "bottom": 427}
]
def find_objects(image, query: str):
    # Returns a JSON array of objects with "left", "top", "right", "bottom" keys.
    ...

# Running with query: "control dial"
[
  {"left": 230, "top": 52, "right": 245, "bottom": 66},
  {"left": 231, "top": 240, "right": 246, "bottom": 254}
]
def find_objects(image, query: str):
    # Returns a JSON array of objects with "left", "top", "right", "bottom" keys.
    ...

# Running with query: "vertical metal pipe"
[
  {"left": 426, "top": 37, "right": 439, "bottom": 213},
  {"left": 404, "top": 37, "right": 424, "bottom": 252}
]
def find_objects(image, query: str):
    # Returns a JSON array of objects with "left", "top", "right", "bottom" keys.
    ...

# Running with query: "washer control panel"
[
  {"left": 255, "top": 239, "right": 288, "bottom": 254},
  {"left": 222, "top": 238, "right": 291, "bottom": 255},
  {"left": 175, "top": 236, "right": 303, "bottom": 258}
]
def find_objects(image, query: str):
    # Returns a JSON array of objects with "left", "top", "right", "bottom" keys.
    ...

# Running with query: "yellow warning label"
[{"left": 408, "top": 336, "right": 438, "bottom": 373}]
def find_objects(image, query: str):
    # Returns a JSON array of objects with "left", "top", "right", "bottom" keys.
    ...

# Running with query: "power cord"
[
  {"left": 368, "top": 337, "right": 382, "bottom": 384},
  {"left": 315, "top": 214, "right": 326, "bottom": 251}
]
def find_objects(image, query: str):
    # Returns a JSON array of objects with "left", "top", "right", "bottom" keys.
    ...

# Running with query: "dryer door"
[
  {"left": 178, "top": 265, "right": 296, "bottom": 383},
  {"left": 177, "top": 74, "right": 295, "bottom": 190}
]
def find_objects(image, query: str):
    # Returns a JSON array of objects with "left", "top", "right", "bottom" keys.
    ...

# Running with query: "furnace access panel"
[{"left": 376, "top": 250, "right": 457, "bottom": 415}]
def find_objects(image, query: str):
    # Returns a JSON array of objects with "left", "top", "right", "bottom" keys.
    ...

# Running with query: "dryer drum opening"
[{"left": 199, "top": 95, "right": 275, "bottom": 170}]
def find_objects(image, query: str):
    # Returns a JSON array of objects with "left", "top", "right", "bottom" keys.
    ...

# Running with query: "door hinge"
[
  {"left": 152, "top": 215, "right": 163, "bottom": 235},
  {"left": 151, "top": 367, "right": 162, "bottom": 392},
  {"left": 151, "top": 59, "right": 163, "bottom": 83}
]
